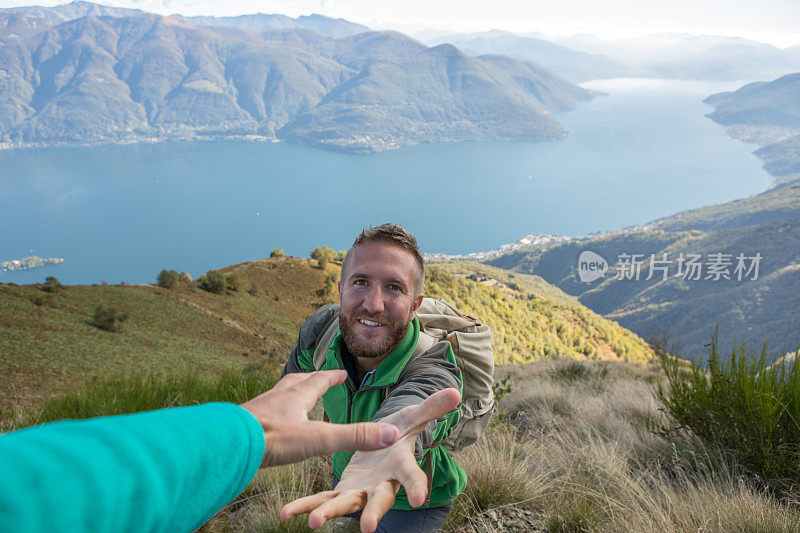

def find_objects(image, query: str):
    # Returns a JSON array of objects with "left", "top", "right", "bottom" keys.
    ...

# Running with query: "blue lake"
[{"left": 0, "top": 78, "right": 772, "bottom": 285}]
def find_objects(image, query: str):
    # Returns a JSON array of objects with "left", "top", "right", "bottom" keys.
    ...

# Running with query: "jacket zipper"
[{"left": 334, "top": 349, "right": 395, "bottom": 423}]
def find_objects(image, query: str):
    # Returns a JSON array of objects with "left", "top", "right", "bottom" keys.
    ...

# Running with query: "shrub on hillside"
[
  {"left": 311, "top": 245, "right": 335, "bottom": 269},
  {"left": 157, "top": 269, "right": 180, "bottom": 288},
  {"left": 247, "top": 282, "right": 259, "bottom": 296},
  {"left": 657, "top": 331, "right": 800, "bottom": 486},
  {"left": 269, "top": 249, "right": 285, "bottom": 258},
  {"left": 319, "top": 271, "right": 340, "bottom": 304},
  {"left": 39, "top": 276, "right": 63, "bottom": 293},
  {"left": 92, "top": 306, "right": 128, "bottom": 332},
  {"left": 226, "top": 273, "right": 241, "bottom": 291},
  {"left": 199, "top": 270, "right": 227, "bottom": 294}
]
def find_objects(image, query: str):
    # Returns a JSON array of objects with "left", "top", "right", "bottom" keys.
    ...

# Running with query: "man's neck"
[{"left": 355, "top": 355, "right": 386, "bottom": 384}]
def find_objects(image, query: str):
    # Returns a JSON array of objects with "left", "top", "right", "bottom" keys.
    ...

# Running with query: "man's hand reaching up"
[{"left": 279, "top": 387, "right": 462, "bottom": 533}]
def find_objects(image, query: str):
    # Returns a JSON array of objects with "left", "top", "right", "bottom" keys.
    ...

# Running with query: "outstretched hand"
[
  {"left": 279, "top": 387, "right": 462, "bottom": 532},
  {"left": 240, "top": 370, "right": 400, "bottom": 467}
]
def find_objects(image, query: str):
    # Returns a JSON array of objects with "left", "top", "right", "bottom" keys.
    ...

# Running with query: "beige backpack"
[{"left": 313, "top": 297, "right": 495, "bottom": 453}]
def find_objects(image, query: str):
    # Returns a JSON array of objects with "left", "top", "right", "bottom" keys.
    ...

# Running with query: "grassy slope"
[
  {"left": 0, "top": 256, "right": 653, "bottom": 410},
  {"left": 0, "top": 256, "right": 328, "bottom": 405}
]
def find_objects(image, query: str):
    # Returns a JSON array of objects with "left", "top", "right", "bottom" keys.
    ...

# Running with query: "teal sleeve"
[{"left": 0, "top": 403, "right": 265, "bottom": 532}]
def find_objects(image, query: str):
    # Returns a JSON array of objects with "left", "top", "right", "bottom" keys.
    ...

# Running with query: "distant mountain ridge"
[
  {"left": 178, "top": 13, "right": 370, "bottom": 38},
  {"left": 423, "top": 31, "right": 800, "bottom": 83},
  {"left": 0, "top": 2, "right": 594, "bottom": 152},
  {"left": 425, "top": 30, "right": 635, "bottom": 83},
  {"left": 0, "top": 1, "right": 369, "bottom": 38},
  {"left": 1, "top": 0, "right": 144, "bottom": 21},
  {"left": 557, "top": 33, "right": 800, "bottom": 82}
]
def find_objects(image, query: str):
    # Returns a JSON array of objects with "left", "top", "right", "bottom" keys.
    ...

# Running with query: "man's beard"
[{"left": 339, "top": 310, "right": 412, "bottom": 359}]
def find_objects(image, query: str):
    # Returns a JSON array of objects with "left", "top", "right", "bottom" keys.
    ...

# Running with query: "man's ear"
[
  {"left": 410, "top": 294, "right": 424, "bottom": 320},
  {"left": 337, "top": 282, "right": 342, "bottom": 298}
]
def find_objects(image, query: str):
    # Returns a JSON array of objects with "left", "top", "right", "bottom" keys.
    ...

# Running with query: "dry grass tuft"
[{"left": 202, "top": 457, "right": 332, "bottom": 533}]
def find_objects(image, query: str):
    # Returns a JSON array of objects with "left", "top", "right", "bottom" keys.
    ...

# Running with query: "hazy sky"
[{"left": 2, "top": 0, "right": 799, "bottom": 47}]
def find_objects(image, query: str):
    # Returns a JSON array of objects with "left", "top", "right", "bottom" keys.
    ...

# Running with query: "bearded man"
[{"left": 280, "top": 223, "right": 465, "bottom": 533}]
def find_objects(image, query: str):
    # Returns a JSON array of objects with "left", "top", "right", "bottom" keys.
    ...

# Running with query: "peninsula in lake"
[
  {"left": 704, "top": 72, "right": 800, "bottom": 186},
  {"left": 0, "top": 2, "right": 595, "bottom": 153}
]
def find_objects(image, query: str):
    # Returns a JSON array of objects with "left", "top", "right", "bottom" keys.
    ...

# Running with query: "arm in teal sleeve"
[{"left": 0, "top": 402, "right": 265, "bottom": 533}]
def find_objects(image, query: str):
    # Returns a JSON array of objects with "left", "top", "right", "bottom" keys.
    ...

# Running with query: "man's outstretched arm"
[
  {"left": 280, "top": 387, "right": 462, "bottom": 533},
  {"left": 0, "top": 370, "right": 398, "bottom": 533}
]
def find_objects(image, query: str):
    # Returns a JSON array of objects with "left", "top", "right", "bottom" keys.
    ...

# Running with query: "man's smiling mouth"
[{"left": 358, "top": 319, "right": 384, "bottom": 327}]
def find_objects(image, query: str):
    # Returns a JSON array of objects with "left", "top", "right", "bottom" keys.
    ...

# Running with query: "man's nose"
[{"left": 362, "top": 286, "right": 385, "bottom": 313}]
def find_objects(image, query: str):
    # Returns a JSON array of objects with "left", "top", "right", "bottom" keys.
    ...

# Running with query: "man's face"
[{"left": 338, "top": 240, "right": 423, "bottom": 359}]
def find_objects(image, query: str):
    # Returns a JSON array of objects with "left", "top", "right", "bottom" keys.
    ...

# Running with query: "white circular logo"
[{"left": 577, "top": 251, "right": 608, "bottom": 282}]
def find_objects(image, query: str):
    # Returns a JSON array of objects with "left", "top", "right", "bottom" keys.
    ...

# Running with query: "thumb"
[
  {"left": 305, "top": 420, "right": 400, "bottom": 455},
  {"left": 263, "top": 420, "right": 400, "bottom": 466}
]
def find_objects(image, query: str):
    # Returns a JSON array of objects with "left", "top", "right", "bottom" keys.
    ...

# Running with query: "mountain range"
[
  {"left": 424, "top": 31, "right": 800, "bottom": 83},
  {"left": 178, "top": 13, "right": 370, "bottom": 38},
  {"left": 0, "top": 2, "right": 594, "bottom": 152},
  {"left": 556, "top": 33, "right": 800, "bottom": 82},
  {"left": 0, "top": 1, "right": 370, "bottom": 38},
  {"left": 424, "top": 30, "right": 635, "bottom": 83}
]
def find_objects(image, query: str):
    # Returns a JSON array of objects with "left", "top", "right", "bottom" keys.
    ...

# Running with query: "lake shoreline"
[
  {"left": 0, "top": 130, "right": 572, "bottom": 156},
  {"left": 0, "top": 134, "right": 281, "bottom": 153}
]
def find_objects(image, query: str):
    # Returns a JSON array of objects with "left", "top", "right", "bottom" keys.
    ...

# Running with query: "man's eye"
[
  {"left": 354, "top": 279, "right": 368, "bottom": 286},
  {"left": 388, "top": 284, "right": 402, "bottom": 292}
]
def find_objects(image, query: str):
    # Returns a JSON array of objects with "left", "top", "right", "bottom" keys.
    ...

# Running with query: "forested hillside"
[{"left": 488, "top": 189, "right": 800, "bottom": 358}]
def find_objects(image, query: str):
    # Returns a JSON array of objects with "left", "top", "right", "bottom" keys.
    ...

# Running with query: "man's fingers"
[
  {"left": 360, "top": 483, "right": 399, "bottom": 533},
  {"left": 388, "top": 388, "right": 462, "bottom": 435},
  {"left": 279, "top": 492, "right": 336, "bottom": 521},
  {"left": 414, "top": 388, "right": 461, "bottom": 427},
  {"left": 308, "top": 490, "right": 367, "bottom": 529},
  {"left": 395, "top": 455, "right": 429, "bottom": 507}
]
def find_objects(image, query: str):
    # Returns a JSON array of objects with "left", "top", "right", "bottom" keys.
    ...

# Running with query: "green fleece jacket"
[
  {"left": 0, "top": 403, "right": 264, "bottom": 532},
  {"left": 282, "top": 307, "right": 467, "bottom": 509}
]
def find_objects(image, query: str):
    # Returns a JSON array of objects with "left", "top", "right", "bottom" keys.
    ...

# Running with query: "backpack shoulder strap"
[
  {"left": 413, "top": 325, "right": 438, "bottom": 359},
  {"left": 313, "top": 311, "right": 340, "bottom": 371}
]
